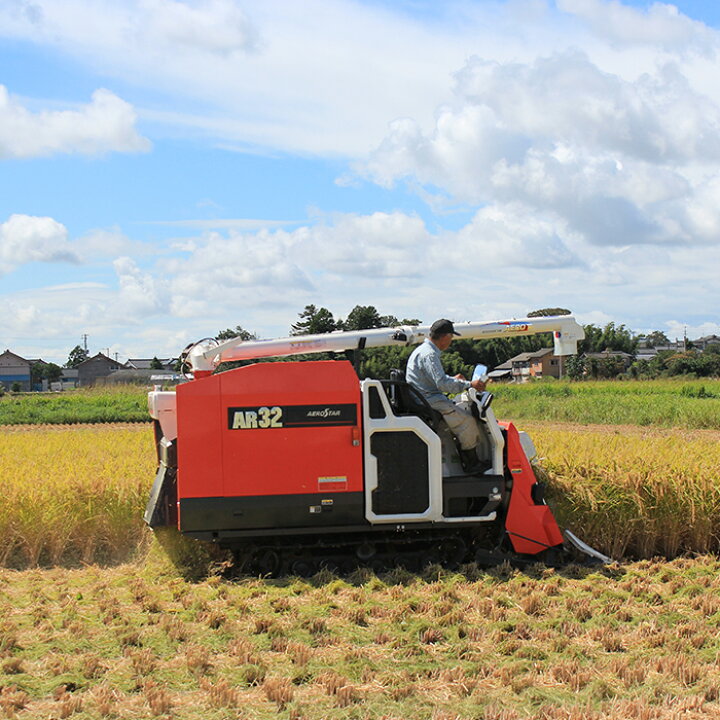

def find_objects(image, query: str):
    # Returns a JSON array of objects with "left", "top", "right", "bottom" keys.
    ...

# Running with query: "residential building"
[
  {"left": 510, "top": 348, "right": 561, "bottom": 381},
  {"left": 0, "top": 349, "right": 32, "bottom": 391},
  {"left": 583, "top": 350, "right": 634, "bottom": 372},
  {"left": 124, "top": 358, "right": 177, "bottom": 371},
  {"left": 692, "top": 335, "right": 720, "bottom": 351},
  {"left": 489, "top": 348, "right": 563, "bottom": 383},
  {"left": 0, "top": 350, "right": 45, "bottom": 391},
  {"left": 76, "top": 353, "right": 124, "bottom": 386}
]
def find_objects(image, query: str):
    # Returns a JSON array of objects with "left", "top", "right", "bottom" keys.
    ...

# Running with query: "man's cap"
[{"left": 430, "top": 318, "right": 461, "bottom": 336}]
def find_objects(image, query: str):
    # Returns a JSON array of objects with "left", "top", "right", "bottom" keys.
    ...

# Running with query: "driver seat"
[{"left": 386, "top": 369, "right": 443, "bottom": 431}]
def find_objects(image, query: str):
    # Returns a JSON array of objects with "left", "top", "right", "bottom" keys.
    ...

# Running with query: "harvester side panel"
[{"left": 176, "top": 360, "right": 365, "bottom": 535}]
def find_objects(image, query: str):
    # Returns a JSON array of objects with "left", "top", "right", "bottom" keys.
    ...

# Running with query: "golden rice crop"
[
  {"left": 0, "top": 424, "right": 155, "bottom": 567},
  {"left": 525, "top": 422, "right": 720, "bottom": 559},
  {"left": 2, "top": 420, "right": 720, "bottom": 569}
]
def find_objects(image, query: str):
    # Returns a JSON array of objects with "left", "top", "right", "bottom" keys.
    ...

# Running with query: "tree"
[
  {"left": 291, "top": 305, "right": 339, "bottom": 335},
  {"left": 343, "top": 305, "right": 383, "bottom": 331},
  {"left": 30, "top": 362, "right": 46, "bottom": 387},
  {"left": 579, "top": 323, "right": 637, "bottom": 355},
  {"left": 565, "top": 354, "right": 586, "bottom": 380},
  {"left": 150, "top": 356, "right": 164, "bottom": 370},
  {"left": 643, "top": 330, "right": 670, "bottom": 348},
  {"left": 376, "top": 315, "right": 422, "bottom": 327},
  {"left": 43, "top": 363, "right": 63, "bottom": 383},
  {"left": 31, "top": 362, "right": 63, "bottom": 386},
  {"left": 216, "top": 326, "right": 257, "bottom": 341},
  {"left": 527, "top": 308, "right": 571, "bottom": 317},
  {"left": 66, "top": 345, "right": 89, "bottom": 368}
]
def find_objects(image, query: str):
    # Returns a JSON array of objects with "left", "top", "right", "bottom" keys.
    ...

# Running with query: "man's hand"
[
  {"left": 453, "top": 373, "right": 467, "bottom": 381},
  {"left": 470, "top": 378, "right": 486, "bottom": 392}
]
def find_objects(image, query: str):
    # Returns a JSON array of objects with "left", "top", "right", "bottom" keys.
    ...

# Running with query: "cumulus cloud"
[
  {"left": 140, "top": 0, "right": 260, "bottom": 55},
  {"left": 360, "top": 49, "right": 720, "bottom": 250},
  {"left": 0, "top": 214, "right": 78, "bottom": 274},
  {"left": 0, "top": 86, "right": 150, "bottom": 158},
  {"left": 164, "top": 229, "right": 314, "bottom": 318},
  {"left": 557, "top": 0, "right": 715, "bottom": 51},
  {"left": 113, "top": 256, "right": 167, "bottom": 318},
  {"left": 445, "top": 205, "right": 581, "bottom": 269},
  {"left": 298, "top": 212, "right": 431, "bottom": 278}
]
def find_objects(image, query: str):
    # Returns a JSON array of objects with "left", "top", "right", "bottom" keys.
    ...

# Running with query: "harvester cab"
[{"left": 145, "top": 315, "right": 610, "bottom": 574}]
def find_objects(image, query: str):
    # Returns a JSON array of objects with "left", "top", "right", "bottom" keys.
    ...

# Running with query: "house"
[
  {"left": 0, "top": 350, "right": 45, "bottom": 391},
  {"left": 76, "top": 353, "right": 124, "bottom": 386},
  {"left": 487, "top": 359, "right": 513, "bottom": 382},
  {"left": 583, "top": 349, "right": 634, "bottom": 372},
  {"left": 124, "top": 358, "right": 177, "bottom": 371},
  {"left": 105, "top": 368, "right": 182, "bottom": 385},
  {"left": 692, "top": 335, "right": 720, "bottom": 351},
  {"left": 52, "top": 368, "right": 79, "bottom": 391},
  {"left": 0, "top": 349, "right": 33, "bottom": 391},
  {"left": 508, "top": 348, "right": 563, "bottom": 382},
  {"left": 488, "top": 348, "right": 564, "bottom": 383}
]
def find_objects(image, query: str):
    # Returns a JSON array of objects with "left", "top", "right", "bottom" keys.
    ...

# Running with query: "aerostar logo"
[
  {"left": 500, "top": 321, "right": 531, "bottom": 333},
  {"left": 306, "top": 407, "right": 342, "bottom": 418}
]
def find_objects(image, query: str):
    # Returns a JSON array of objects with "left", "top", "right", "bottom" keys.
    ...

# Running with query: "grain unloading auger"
[{"left": 145, "top": 315, "right": 610, "bottom": 574}]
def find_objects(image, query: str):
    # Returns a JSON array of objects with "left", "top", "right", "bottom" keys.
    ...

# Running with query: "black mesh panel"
[{"left": 370, "top": 431, "right": 429, "bottom": 515}]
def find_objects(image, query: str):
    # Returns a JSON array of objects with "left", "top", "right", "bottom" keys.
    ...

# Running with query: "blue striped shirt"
[{"left": 405, "top": 338, "right": 470, "bottom": 403}]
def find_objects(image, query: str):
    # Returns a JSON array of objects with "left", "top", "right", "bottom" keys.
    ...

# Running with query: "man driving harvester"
[{"left": 406, "top": 318, "right": 487, "bottom": 474}]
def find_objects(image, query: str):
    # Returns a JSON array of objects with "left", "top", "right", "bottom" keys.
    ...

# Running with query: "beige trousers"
[{"left": 427, "top": 396, "right": 481, "bottom": 450}]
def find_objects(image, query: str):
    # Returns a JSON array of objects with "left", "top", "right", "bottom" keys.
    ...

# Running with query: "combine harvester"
[{"left": 145, "top": 315, "right": 609, "bottom": 575}]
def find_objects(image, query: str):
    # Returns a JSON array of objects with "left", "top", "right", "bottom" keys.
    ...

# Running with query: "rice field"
[
  {"left": 1, "top": 420, "right": 719, "bottom": 568},
  {"left": 491, "top": 379, "right": 720, "bottom": 429},
  {"left": 0, "top": 424, "right": 154, "bottom": 568},
  {"left": 1, "top": 405, "right": 720, "bottom": 718}
]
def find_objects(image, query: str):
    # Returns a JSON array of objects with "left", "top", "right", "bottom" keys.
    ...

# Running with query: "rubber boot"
[{"left": 460, "top": 447, "right": 484, "bottom": 475}]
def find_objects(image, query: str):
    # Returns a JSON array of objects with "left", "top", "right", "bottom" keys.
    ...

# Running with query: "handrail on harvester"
[{"left": 184, "top": 315, "right": 585, "bottom": 375}]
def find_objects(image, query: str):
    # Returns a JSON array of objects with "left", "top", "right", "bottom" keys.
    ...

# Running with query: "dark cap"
[{"left": 430, "top": 318, "right": 461, "bottom": 337}]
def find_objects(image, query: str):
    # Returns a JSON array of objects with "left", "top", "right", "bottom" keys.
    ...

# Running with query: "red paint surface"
[
  {"left": 176, "top": 360, "right": 363, "bottom": 503},
  {"left": 500, "top": 421, "right": 564, "bottom": 554}
]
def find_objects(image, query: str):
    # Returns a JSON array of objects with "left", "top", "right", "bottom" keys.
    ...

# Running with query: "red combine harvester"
[{"left": 145, "top": 316, "right": 609, "bottom": 574}]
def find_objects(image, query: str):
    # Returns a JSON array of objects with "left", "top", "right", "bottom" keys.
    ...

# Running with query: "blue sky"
[{"left": 1, "top": 0, "right": 720, "bottom": 364}]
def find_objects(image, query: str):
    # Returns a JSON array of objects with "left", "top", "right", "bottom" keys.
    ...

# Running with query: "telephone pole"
[{"left": 82, "top": 334, "right": 89, "bottom": 352}]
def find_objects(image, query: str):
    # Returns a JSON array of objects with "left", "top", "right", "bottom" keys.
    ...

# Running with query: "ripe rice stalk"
[
  {"left": 0, "top": 424, "right": 154, "bottom": 568},
  {"left": 527, "top": 423, "right": 720, "bottom": 559}
]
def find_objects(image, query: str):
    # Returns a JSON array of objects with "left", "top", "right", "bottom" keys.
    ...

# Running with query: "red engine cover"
[{"left": 175, "top": 361, "right": 363, "bottom": 503}]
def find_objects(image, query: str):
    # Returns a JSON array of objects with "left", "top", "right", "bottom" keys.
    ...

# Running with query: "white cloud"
[
  {"left": 446, "top": 205, "right": 581, "bottom": 269},
  {"left": 557, "top": 0, "right": 715, "bottom": 51},
  {"left": 2, "top": 209, "right": 720, "bottom": 364},
  {"left": 0, "top": 214, "right": 78, "bottom": 273},
  {"left": 298, "top": 212, "right": 431, "bottom": 278},
  {"left": 139, "top": 0, "right": 260, "bottom": 56},
  {"left": 360, "top": 49, "right": 720, "bottom": 249},
  {"left": 0, "top": 86, "right": 150, "bottom": 158},
  {"left": 113, "top": 256, "right": 167, "bottom": 318}
]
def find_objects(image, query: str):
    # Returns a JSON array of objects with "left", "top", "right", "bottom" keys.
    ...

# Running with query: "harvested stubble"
[
  {"left": 0, "top": 424, "right": 155, "bottom": 567},
  {"left": 3, "top": 557, "right": 720, "bottom": 719},
  {"left": 525, "top": 422, "right": 720, "bottom": 559}
]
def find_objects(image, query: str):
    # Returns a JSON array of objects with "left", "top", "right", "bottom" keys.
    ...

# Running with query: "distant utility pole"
[
  {"left": 82, "top": 334, "right": 89, "bottom": 352},
  {"left": 683, "top": 326, "right": 687, "bottom": 352}
]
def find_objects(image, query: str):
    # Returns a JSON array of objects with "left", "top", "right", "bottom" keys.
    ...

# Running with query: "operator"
[{"left": 406, "top": 319, "right": 486, "bottom": 474}]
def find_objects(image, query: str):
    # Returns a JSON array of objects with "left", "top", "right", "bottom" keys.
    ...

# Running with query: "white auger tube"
[{"left": 185, "top": 315, "right": 585, "bottom": 375}]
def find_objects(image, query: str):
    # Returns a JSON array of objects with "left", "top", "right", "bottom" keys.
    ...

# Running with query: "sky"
[{"left": 1, "top": 0, "right": 720, "bottom": 365}]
